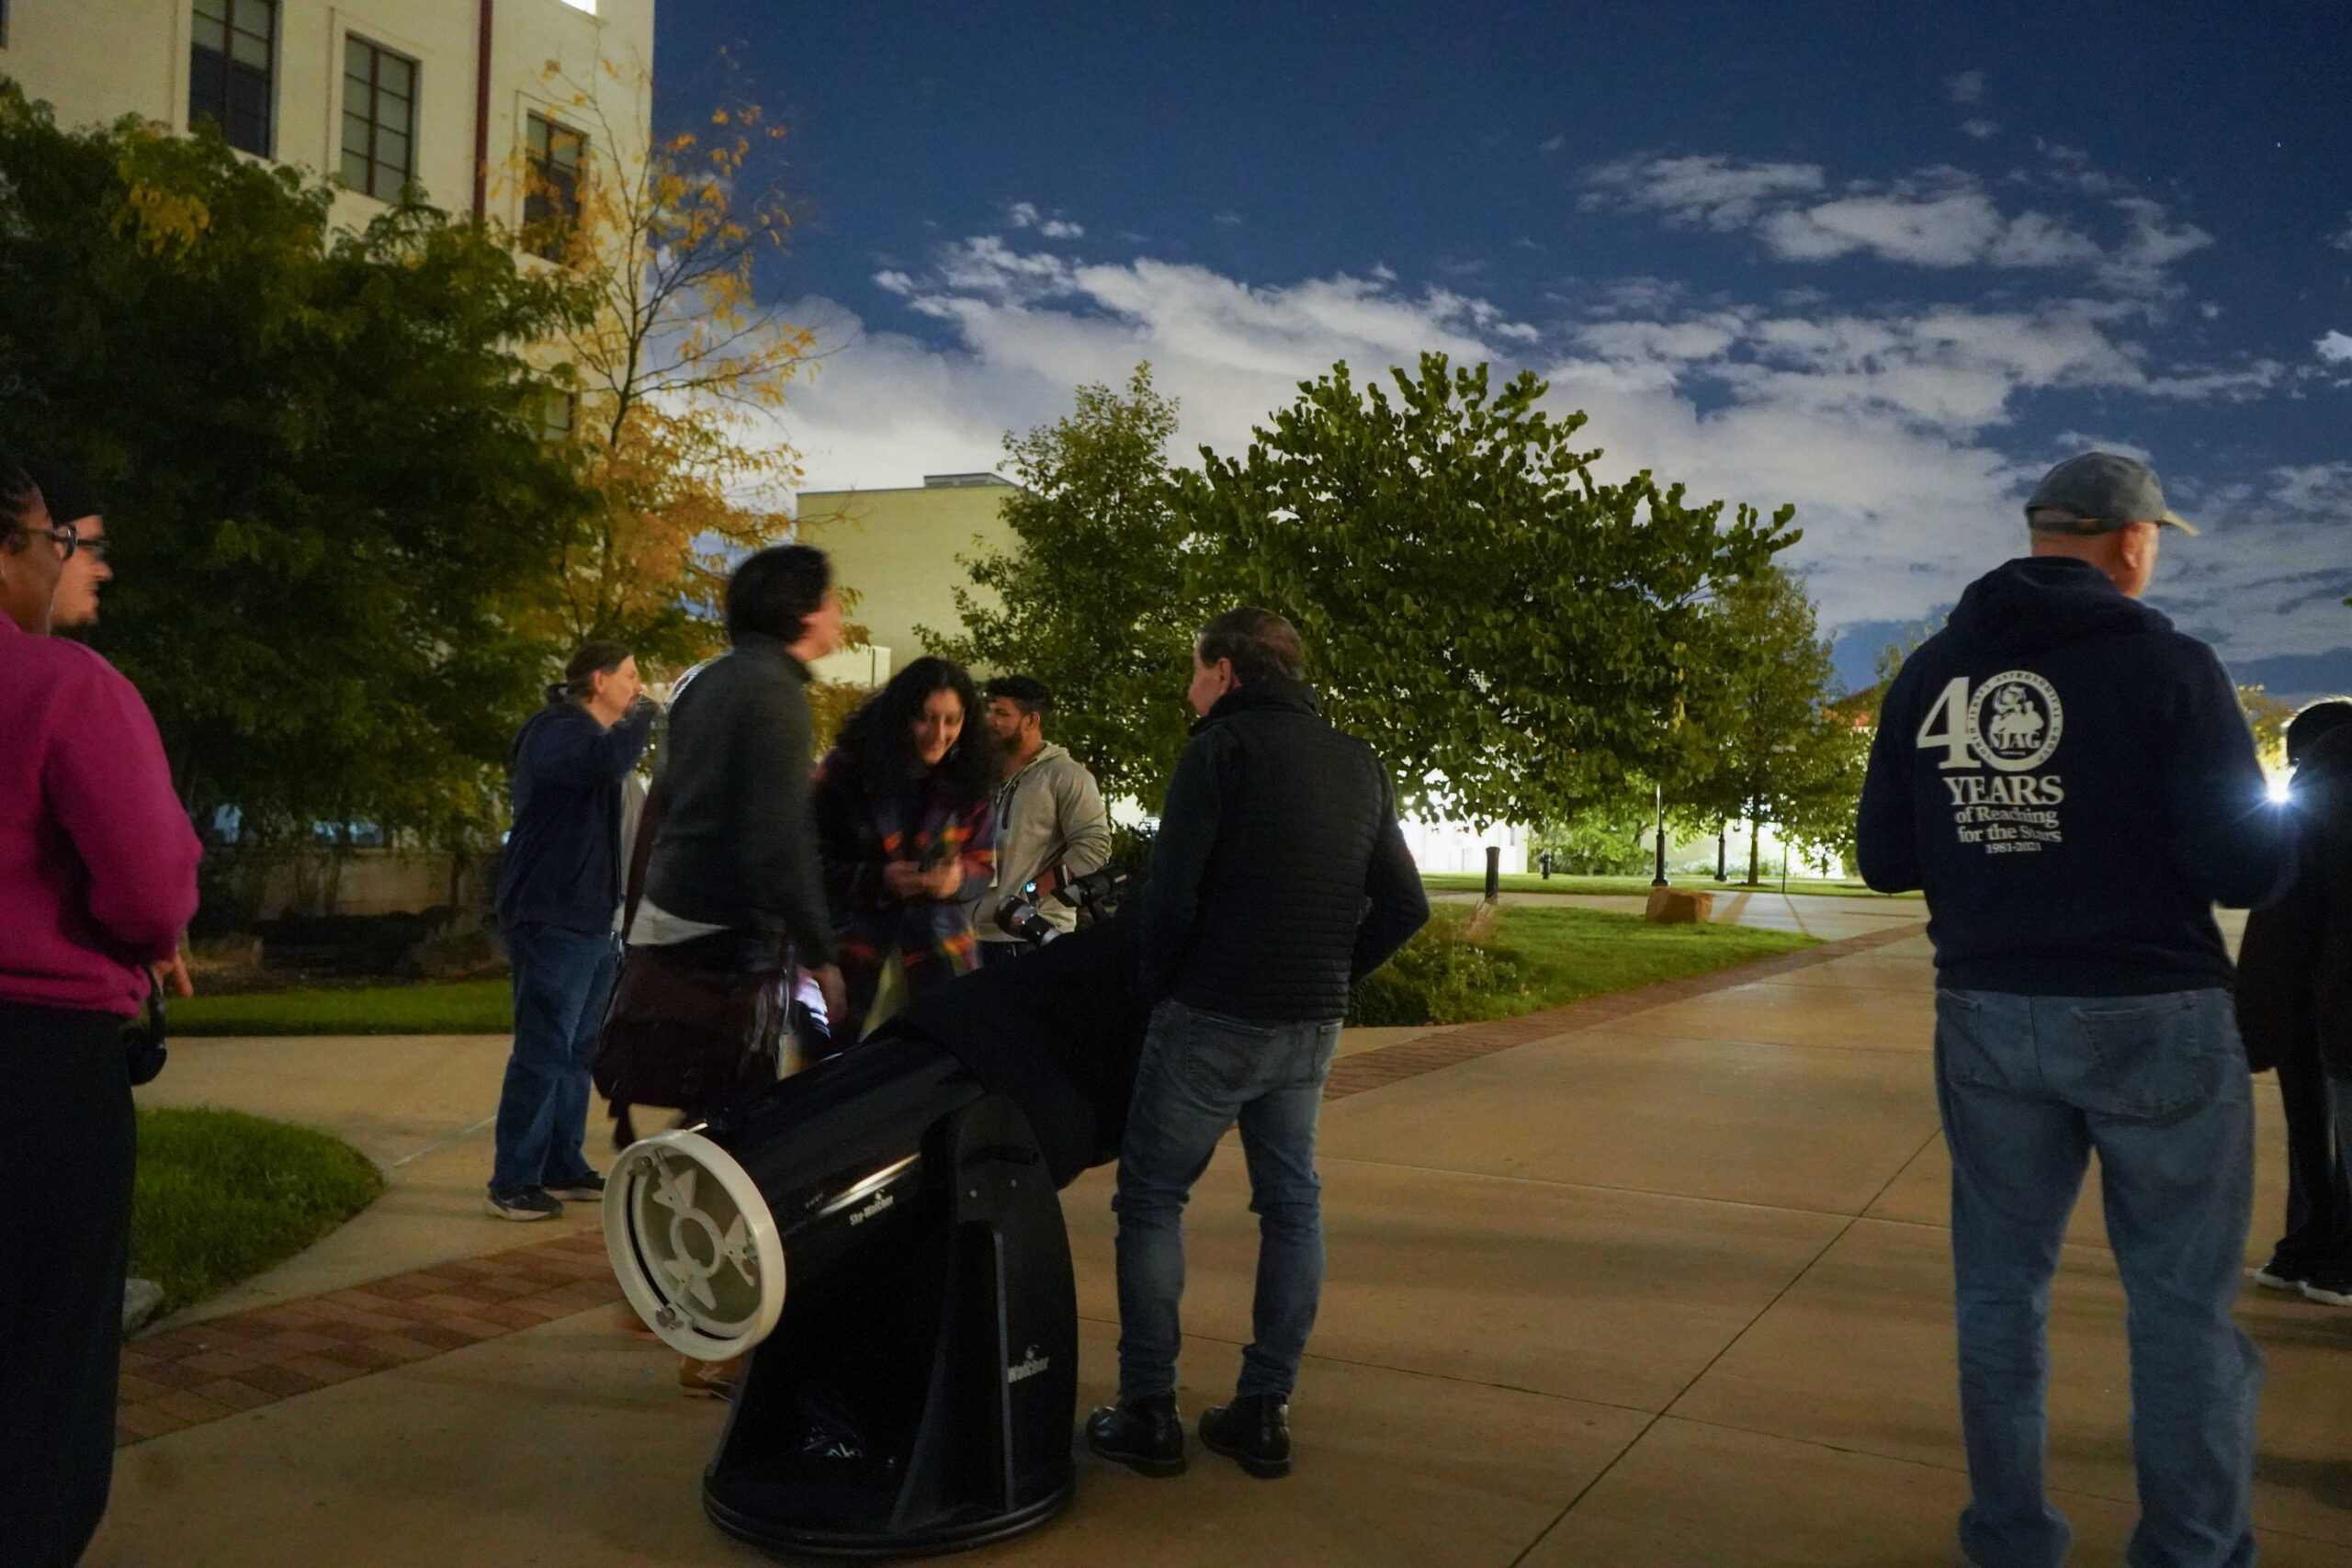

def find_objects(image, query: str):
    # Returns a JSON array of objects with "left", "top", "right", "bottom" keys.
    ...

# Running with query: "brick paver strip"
[{"left": 116, "top": 918, "right": 1922, "bottom": 1449}]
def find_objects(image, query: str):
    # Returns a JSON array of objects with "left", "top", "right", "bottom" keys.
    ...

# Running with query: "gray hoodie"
[{"left": 986, "top": 741, "right": 1114, "bottom": 938}]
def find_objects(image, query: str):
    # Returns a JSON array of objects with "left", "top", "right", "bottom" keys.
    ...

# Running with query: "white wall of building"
[
  {"left": 0, "top": 0, "right": 652, "bottom": 233},
  {"left": 1402, "top": 818, "right": 1527, "bottom": 877}
]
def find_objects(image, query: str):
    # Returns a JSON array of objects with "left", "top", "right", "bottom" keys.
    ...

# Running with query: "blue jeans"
[
  {"left": 1113, "top": 998, "right": 1340, "bottom": 1403},
  {"left": 1936, "top": 987, "right": 2259, "bottom": 1568},
  {"left": 491, "top": 922, "right": 620, "bottom": 1197}
]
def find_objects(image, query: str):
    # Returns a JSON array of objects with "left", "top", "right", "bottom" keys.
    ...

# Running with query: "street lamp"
[{"left": 1651, "top": 780, "right": 1668, "bottom": 889}]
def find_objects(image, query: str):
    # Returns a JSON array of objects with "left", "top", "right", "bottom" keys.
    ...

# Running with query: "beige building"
[
  {"left": 0, "top": 0, "right": 651, "bottom": 233},
  {"left": 796, "top": 473, "right": 1020, "bottom": 684}
]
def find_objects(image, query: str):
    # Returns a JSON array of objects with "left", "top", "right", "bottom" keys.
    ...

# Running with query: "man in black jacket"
[
  {"left": 488, "top": 641, "right": 657, "bottom": 1220},
  {"left": 2238, "top": 701, "right": 2352, "bottom": 1303},
  {"left": 1857, "top": 452, "right": 2292, "bottom": 1568},
  {"left": 1086, "top": 606, "right": 1427, "bottom": 1482}
]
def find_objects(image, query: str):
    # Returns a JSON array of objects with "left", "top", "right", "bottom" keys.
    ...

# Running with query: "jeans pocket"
[
  {"left": 1936, "top": 990, "right": 2023, "bottom": 1095},
  {"left": 1172, "top": 1006, "right": 1277, "bottom": 1104},
  {"left": 2068, "top": 996, "right": 2213, "bottom": 1121}
]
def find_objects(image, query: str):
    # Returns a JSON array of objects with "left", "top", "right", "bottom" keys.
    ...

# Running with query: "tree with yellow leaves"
[{"left": 519, "top": 64, "right": 816, "bottom": 670}]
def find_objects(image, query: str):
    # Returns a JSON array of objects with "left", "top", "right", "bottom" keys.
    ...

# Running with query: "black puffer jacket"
[{"left": 1139, "top": 679, "right": 1428, "bottom": 1021}]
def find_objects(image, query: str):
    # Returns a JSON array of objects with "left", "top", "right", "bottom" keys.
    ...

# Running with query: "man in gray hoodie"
[{"left": 978, "top": 675, "right": 1114, "bottom": 962}]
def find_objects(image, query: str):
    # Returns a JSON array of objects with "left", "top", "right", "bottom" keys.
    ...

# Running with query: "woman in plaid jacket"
[{"left": 812, "top": 657, "right": 1000, "bottom": 1041}]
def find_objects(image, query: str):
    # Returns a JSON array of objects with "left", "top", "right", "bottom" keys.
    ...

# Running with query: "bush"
[{"left": 1348, "top": 907, "right": 1525, "bottom": 1026}]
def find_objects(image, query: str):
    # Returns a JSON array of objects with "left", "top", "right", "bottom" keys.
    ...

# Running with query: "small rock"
[{"left": 122, "top": 1277, "right": 164, "bottom": 1337}]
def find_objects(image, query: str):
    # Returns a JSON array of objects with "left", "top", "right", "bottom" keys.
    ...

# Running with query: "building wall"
[
  {"left": 0, "top": 0, "right": 652, "bottom": 233},
  {"left": 796, "top": 477, "right": 1019, "bottom": 683}
]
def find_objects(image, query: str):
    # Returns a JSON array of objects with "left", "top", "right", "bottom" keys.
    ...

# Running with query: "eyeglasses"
[{"left": 6, "top": 521, "right": 101, "bottom": 559}]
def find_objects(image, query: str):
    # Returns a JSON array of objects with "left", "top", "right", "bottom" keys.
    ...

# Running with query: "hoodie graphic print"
[{"left": 1856, "top": 556, "right": 2291, "bottom": 997}]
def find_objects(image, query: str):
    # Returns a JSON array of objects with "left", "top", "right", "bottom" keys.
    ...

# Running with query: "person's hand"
[
  {"left": 881, "top": 861, "right": 927, "bottom": 899},
  {"left": 921, "top": 862, "right": 964, "bottom": 900},
  {"left": 153, "top": 943, "right": 195, "bottom": 999},
  {"left": 811, "top": 964, "right": 847, "bottom": 1029}
]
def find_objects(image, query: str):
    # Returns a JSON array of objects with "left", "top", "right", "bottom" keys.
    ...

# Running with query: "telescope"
[{"left": 605, "top": 915, "right": 1148, "bottom": 1556}]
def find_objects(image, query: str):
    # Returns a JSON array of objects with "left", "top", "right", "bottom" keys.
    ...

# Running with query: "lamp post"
[{"left": 1651, "top": 780, "right": 1668, "bottom": 889}]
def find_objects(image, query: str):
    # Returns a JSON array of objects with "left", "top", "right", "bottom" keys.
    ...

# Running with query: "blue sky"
[{"left": 655, "top": 1, "right": 2352, "bottom": 695}]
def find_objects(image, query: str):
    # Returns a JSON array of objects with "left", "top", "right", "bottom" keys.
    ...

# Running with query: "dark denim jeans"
[
  {"left": 491, "top": 921, "right": 620, "bottom": 1198},
  {"left": 1936, "top": 987, "right": 2258, "bottom": 1568},
  {"left": 1113, "top": 998, "right": 1340, "bottom": 1403}
]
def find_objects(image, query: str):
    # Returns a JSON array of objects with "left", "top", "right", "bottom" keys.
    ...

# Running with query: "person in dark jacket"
[
  {"left": 1857, "top": 452, "right": 2292, "bottom": 1568},
  {"left": 1086, "top": 606, "right": 1428, "bottom": 1483},
  {"left": 485, "top": 641, "right": 657, "bottom": 1220},
  {"left": 2237, "top": 700, "right": 2352, "bottom": 1303},
  {"left": 810, "top": 656, "right": 999, "bottom": 1042}
]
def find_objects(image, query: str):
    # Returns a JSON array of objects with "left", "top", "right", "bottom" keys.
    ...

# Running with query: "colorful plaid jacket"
[{"left": 810, "top": 748, "right": 997, "bottom": 1039}]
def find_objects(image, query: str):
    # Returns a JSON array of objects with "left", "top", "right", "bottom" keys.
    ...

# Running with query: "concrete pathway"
[{"left": 93, "top": 906, "right": 2352, "bottom": 1567}]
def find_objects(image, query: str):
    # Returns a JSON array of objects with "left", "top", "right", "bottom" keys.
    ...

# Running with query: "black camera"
[{"left": 123, "top": 988, "right": 168, "bottom": 1087}]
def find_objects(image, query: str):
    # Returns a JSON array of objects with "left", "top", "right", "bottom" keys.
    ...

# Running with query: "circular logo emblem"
[{"left": 1966, "top": 671, "right": 2064, "bottom": 773}]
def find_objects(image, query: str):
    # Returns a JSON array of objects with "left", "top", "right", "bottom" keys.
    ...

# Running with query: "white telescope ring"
[{"left": 604, "top": 1128, "right": 786, "bottom": 1361}]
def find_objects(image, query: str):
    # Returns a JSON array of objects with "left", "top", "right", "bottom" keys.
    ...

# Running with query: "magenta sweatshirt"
[{"left": 1, "top": 615, "right": 202, "bottom": 1015}]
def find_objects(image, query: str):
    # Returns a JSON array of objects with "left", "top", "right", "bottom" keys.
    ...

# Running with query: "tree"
[
  {"left": 1175, "top": 355, "right": 1797, "bottom": 825},
  {"left": 1676, "top": 568, "right": 1871, "bottom": 881},
  {"left": 924, "top": 367, "right": 1204, "bottom": 805},
  {"left": 2238, "top": 684, "right": 2294, "bottom": 771},
  {"left": 526, "top": 67, "right": 813, "bottom": 670},
  {"left": 0, "top": 85, "right": 590, "bottom": 845}
]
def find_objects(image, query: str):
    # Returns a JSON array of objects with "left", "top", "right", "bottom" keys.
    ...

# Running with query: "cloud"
[
  {"left": 1960, "top": 118, "right": 2001, "bottom": 140},
  {"left": 1945, "top": 70, "right": 1985, "bottom": 105},
  {"left": 1212, "top": 210, "right": 1244, "bottom": 226},
  {"left": 1539, "top": 134, "right": 1567, "bottom": 155},
  {"left": 2330, "top": 211, "right": 2352, "bottom": 251},
  {"left": 2317, "top": 330, "right": 2352, "bottom": 364},
  {"left": 1006, "top": 201, "right": 1083, "bottom": 240},
  {"left": 1586, "top": 152, "right": 2210, "bottom": 294},
  {"left": 770, "top": 231, "right": 2333, "bottom": 671}
]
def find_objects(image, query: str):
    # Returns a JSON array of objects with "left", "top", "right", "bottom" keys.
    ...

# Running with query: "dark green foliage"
[
  {"left": 0, "top": 84, "right": 593, "bottom": 845},
  {"left": 132, "top": 1107, "right": 384, "bottom": 1314}
]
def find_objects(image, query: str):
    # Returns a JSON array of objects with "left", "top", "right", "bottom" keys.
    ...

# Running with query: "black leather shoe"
[
  {"left": 1200, "top": 1393, "right": 1292, "bottom": 1479},
  {"left": 1084, "top": 1393, "right": 1185, "bottom": 1476}
]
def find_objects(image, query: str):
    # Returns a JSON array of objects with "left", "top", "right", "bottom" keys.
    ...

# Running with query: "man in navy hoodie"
[
  {"left": 487, "top": 641, "right": 657, "bottom": 1220},
  {"left": 1858, "top": 453, "right": 2291, "bottom": 1568}
]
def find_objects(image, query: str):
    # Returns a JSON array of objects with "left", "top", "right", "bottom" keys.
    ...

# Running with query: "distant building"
[
  {"left": 0, "top": 0, "right": 652, "bottom": 233},
  {"left": 795, "top": 473, "right": 1019, "bottom": 684}
]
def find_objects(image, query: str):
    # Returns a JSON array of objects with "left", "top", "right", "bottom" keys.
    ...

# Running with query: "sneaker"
[
  {"left": 485, "top": 1187, "right": 562, "bottom": 1222},
  {"left": 1083, "top": 1393, "right": 1185, "bottom": 1477},
  {"left": 545, "top": 1171, "right": 605, "bottom": 1201},
  {"left": 1200, "top": 1393, "right": 1293, "bottom": 1479},
  {"left": 2301, "top": 1269, "right": 2352, "bottom": 1307},
  {"left": 2252, "top": 1261, "right": 2310, "bottom": 1292}
]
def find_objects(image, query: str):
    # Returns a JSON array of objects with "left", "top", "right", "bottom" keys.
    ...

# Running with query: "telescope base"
[{"left": 706, "top": 1475, "right": 1073, "bottom": 1560}]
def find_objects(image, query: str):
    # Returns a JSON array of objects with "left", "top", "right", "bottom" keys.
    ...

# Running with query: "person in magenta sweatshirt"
[{"left": 0, "top": 448, "right": 201, "bottom": 1566}]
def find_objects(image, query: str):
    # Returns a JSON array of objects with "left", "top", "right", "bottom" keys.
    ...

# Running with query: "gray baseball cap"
[{"left": 2025, "top": 452, "right": 2198, "bottom": 536}]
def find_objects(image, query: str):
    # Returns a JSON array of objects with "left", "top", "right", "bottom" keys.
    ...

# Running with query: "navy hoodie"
[
  {"left": 494, "top": 693, "right": 656, "bottom": 935},
  {"left": 1856, "top": 556, "right": 2290, "bottom": 995}
]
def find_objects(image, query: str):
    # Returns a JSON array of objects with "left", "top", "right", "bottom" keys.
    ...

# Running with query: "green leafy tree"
[
  {"left": 0, "top": 85, "right": 590, "bottom": 846},
  {"left": 1175, "top": 355, "right": 1797, "bottom": 825},
  {"left": 924, "top": 366, "right": 1203, "bottom": 805},
  {"left": 1677, "top": 567, "right": 1870, "bottom": 881}
]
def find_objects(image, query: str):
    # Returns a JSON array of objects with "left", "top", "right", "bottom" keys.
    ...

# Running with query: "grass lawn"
[
  {"left": 133, "top": 1107, "right": 384, "bottom": 1315},
  {"left": 174, "top": 976, "right": 513, "bottom": 1036},
  {"left": 1351, "top": 902, "right": 1817, "bottom": 1027},
  {"left": 1422, "top": 871, "right": 1921, "bottom": 900}
]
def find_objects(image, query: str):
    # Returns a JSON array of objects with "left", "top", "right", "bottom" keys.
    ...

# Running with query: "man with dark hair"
[
  {"left": 1086, "top": 605, "right": 1427, "bottom": 1481},
  {"left": 1858, "top": 452, "right": 2292, "bottom": 1566},
  {"left": 978, "top": 673, "right": 1113, "bottom": 964},
  {"left": 485, "top": 640, "right": 658, "bottom": 1220},
  {"left": 1, "top": 444, "right": 202, "bottom": 1562},
  {"left": 24, "top": 461, "right": 111, "bottom": 628},
  {"left": 2240, "top": 698, "right": 2352, "bottom": 1304}
]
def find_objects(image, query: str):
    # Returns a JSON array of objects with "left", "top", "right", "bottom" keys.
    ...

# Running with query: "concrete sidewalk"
[{"left": 93, "top": 907, "right": 2352, "bottom": 1566}]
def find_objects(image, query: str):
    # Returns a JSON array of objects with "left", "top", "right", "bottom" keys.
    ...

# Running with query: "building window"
[
  {"left": 524, "top": 114, "right": 586, "bottom": 257},
  {"left": 339, "top": 37, "right": 416, "bottom": 199},
  {"left": 189, "top": 0, "right": 277, "bottom": 156},
  {"left": 537, "top": 389, "right": 578, "bottom": 445}
]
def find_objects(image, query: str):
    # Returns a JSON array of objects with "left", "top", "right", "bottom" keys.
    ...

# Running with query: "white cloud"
[
  {"left": 2317, "top": 330, "right": 2352, "bottom": 364},
  {"left": 1587, "top": 152, "right": 2210, "bottom": 295},
  {"left": 1212, "top": 210, "right": 1244, "bottom": 226},
  {"left": 2329, "top": 211, "right": 2352, "bottom": 251},
  {"left": 768, "top": 231, "right": 2335, "bottom": 669},
  {"left": 1961, "top": 118, "right": 2001, "bottom": 140},
  {"left": 1945, "top": 70, "right": 1985, "bottom": 105},
  {"left": 1540, "top": 134, "right": 1567, "bottom": 155},
  {"left": 1006, "top": 201, "right": 1084, "bottom": 240}
]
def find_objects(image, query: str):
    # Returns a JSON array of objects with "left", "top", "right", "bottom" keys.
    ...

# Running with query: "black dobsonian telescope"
[{"left": 604, "top": 881, "right": 1145, "bottom": 1557}]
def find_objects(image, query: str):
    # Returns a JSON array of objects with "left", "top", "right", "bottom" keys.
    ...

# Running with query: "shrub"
[{"left": 1348, "top": 906, "right": 1523, "bottom": 1026}]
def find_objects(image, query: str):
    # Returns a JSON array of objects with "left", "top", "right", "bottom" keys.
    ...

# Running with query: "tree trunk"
[
  {"left": 1747, "top": 814, "right": 1762, "bottom": 886},
  {"left": 1715, "top": 825, "right": 1727, "bottom": 882}
]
